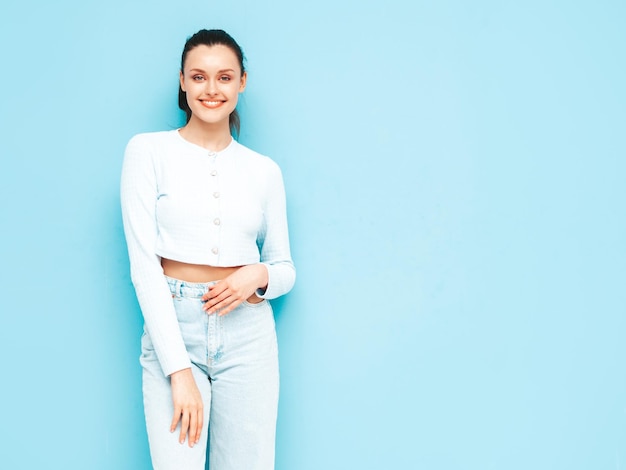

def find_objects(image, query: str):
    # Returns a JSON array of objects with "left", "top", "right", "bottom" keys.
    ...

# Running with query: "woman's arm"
[
  {"left": 255, "top": 162, "right": 296, "bottom": 299},
  {"left": 120, "top": 134, "right": 191, "bottom": 376},
  {"left": 121, "top": 134, "right": 202, "bottom": 447}
]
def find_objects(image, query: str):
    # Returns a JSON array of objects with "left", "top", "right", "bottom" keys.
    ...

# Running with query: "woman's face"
[{"left": 180, "top": 44, "right": 247, "bottom": 128}]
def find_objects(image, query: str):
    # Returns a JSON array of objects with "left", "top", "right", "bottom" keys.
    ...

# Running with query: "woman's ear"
[
  {"left": 179, "top": 71, "right": 186, "bottom": 92},
  {"left": 239, "top": 71, "right": 247, "bottom": 93}
]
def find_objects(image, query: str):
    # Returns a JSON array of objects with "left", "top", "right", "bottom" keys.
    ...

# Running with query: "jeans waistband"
[{"left": 165, "top": 275, "right": 218, "bottom": 298}]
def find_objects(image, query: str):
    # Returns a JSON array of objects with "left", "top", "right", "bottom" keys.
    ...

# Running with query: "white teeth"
[{"left": 203, "top": 101, "right": 221, "bottom": 105}]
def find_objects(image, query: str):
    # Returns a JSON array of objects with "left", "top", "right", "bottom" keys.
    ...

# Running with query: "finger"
[
  {"left": 188, "top": 410, "right": 198, "bottom": 448},
  {"left": 203, "top": 285, "right": 230, "bottom": 306},
  {"left": 170, "top": 407, "right": 181, "bottom": 433},
  {"left": 209, "top": 295, "right": 238, "bottom": 314},
  {"left": 179, "top": 411, "right": 190, "bottom": 444},
  {"left": 195, "top": 409, "right": 203, "bottom": 444},
  {"left": 204, "top": 291, "right": 233, "bottom": 313},
  {"left": 202, "top": 283, "right": 226, "bottom": 301}
]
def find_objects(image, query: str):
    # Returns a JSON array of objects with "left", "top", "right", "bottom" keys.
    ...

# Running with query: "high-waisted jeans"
[{"left": 141, "top": 276, "right": 279, "bottom": 470}]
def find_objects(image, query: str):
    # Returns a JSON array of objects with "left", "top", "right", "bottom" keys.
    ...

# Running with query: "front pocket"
[{"left": 172, "top": 297, "right": 206, "bottom": 324}]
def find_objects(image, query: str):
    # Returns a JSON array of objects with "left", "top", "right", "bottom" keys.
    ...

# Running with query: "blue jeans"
[{"left": 141, "top": 276, "right": 279, "bottom": 470}]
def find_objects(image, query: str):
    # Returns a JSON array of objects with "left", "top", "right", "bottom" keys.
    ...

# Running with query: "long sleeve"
[
  {"left": 120, "top": 135, "right": 191, "bottom": 377},
  {"left": 256, "top": 162, "right": 296, "bottom": 299}
]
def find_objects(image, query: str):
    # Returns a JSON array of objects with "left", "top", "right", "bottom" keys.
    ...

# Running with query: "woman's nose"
[{"left": 205, "top": 79, "right": 218, "bottom": 95}]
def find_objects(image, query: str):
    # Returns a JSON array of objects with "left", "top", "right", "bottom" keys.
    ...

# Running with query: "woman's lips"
[{"left": 200, "top": 100, "right": 225, "bottom": 109}]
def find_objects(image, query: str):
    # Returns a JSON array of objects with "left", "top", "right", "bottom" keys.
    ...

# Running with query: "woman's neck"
[{"left": 179, "top": 118, "right": 233, "bottom": 152}]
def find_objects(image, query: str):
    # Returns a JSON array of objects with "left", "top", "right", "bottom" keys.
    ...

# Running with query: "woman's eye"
[
  {"left": 192, "top": 75, "right": 205, "bottom": 81},
  {"left": 219, "top": 76, "right": 232, "bottom": 82}
]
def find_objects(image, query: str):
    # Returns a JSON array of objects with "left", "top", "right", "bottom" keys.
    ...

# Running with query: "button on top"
[
  {"left": 213, "top": 218, "right": 221, "bottom": 226},
  {"left": 211, "top": 247, "right": 219, "bottom": 254},
  {"left": 210, "top": 170, "right": 218, "bottom": 176},
  {"left": 208, "top": 151, "right": 217, "bottom": 157},
  {"left": 213, "top": 192, "right": 220, "bottom": 198}
]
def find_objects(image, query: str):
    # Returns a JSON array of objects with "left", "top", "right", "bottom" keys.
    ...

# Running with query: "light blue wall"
[{"left": 1, "top": 1, "right": 625, "bottom": 469}]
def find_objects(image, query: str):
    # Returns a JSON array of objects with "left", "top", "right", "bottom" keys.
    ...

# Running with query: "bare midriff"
[{"left": 161, "top": 258, "right": 262, "bottom": 303}]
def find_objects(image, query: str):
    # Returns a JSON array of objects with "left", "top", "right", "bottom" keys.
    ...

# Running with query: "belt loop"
[{"left": 176, "top": 279, "right": 184, "bottom": 298}]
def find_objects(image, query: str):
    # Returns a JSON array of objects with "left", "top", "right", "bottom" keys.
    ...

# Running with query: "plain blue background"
[{"left": 1, "top": 1, "right": 625, "bottom": 468}]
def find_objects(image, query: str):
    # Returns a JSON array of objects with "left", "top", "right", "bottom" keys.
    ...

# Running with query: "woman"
[{"left": 121, "top": 29, "right": 295, "bottom": 470}]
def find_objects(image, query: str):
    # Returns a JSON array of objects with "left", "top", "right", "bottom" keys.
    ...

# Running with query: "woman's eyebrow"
[{"left": 188, "top": 68, "right": 236, "bottom": 73}]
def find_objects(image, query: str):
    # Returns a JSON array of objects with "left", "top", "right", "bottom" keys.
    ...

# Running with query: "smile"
[{"left": 200, "top": 100, "right": 225, "bottom": 109}]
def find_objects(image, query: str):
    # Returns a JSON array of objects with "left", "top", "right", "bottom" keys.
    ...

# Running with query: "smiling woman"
[
  {"left": 179, "top": 44, "right": 247, "bottom": 136},
  {"left": 120, "top": 29, "right": 295, "bottom": 470},
  {"left": 178, "top": 30, "right": 247, "bottom": 137}
]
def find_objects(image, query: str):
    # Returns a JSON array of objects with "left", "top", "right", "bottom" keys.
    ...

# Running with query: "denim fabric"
[{"left": 141, "top": 276, "right": 279, "bottom": 470}]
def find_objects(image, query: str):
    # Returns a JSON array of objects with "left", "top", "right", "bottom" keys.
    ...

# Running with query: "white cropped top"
[{"left": 120, "top": 130, "right": 295, "bottom": 376}]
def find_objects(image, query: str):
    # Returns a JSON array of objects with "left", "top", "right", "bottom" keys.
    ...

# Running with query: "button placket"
[{"left": 207, "top": 152, "right": 221, "bottom": 263}]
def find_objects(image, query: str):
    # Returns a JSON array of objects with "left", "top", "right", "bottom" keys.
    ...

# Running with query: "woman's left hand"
[{"left": 202, "top": 264, "right": 268, "bottom": 316}]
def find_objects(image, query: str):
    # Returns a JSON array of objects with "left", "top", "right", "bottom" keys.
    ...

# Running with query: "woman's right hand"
[{"left": 169, "top": 368, "right": 203, "bottom": 447}]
